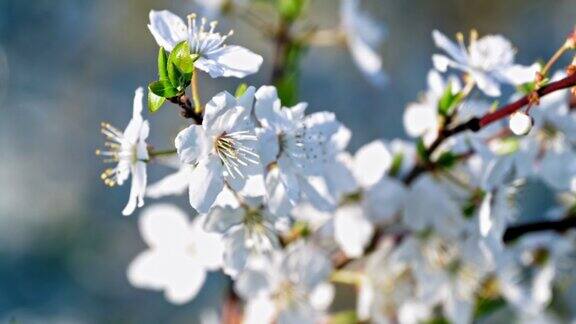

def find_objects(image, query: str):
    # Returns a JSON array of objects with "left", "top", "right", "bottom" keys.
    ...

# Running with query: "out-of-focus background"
[{"left": 0, "top": 0, "right": 575, "bottom": 322}]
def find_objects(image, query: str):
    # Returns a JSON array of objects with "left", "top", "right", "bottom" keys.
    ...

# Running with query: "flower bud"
[{"left": 509, "top": 112, "right": 533, "bottom": 135}]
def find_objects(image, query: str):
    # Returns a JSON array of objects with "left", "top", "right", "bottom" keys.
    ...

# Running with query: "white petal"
[
  {"left": 235, "top": 268, "right": 271, "bottom": 299},
  {"left": 244, "top": 297, "right": 276, "bottom": 324},
  {"left": 146, "top": 166, "right": 191, "bottom": 198},
  {"left": 139, "top": 204, "right": 192, "bottom": 248},
  {"left": 198, "top": 45, "right": 263, "bottom": 78},
  {"left": 479, "top": 192, "right": 493, "bottom": 237},
  {"left": 204, "top": 205, "right": 245, "bottom": 233},
  {"left": 127, "top": 250, "right": 166, "bottom": 290},
  {"left": 353, "top": 140, "right": 392, "bottom": 187},
  {"left": 364, "top": 176, "right": 407, "bottom": 223},
  {"left": 164, "top": 259, "right": 206, "bottom": 304},
  {"left": 470, "top": 70, "right": 501, "bottom": 97},
  {"left": 188, "top": 155, "right": 225, "bottom": 214},
  {"left": 334, "top": 205, "right": 374, "bottom": 258},
  {"left": 223, "top": 228, "right": 250, "bottom": 277},
  {"left": 309, "top": 282, "right": 335, "bottom": 311},
  {"left": 403, "top": 101, "right": 437, "bottom": 138},
  {"left": 147, "top": 10, "right": 188, "bottom": 51},
  {"left": 348, "top": 36, "right": 387, "bottom": 87},
  {"left": 254, "top": 85, "right": 282, "bottom": 129},
  {"left": 175, "top": 125, "right": 209, "bottom": 164},
  {"left": 499, "top": 63, "right": 539, "bottom": 85},
  {"left": 265, "top": 166, "right": 300, "bottom": 216},
  {"left": 432, "top": 30, "right": 467, "bottom": 64},
  {"left": 191, "top": 214, "right": 224, "bottom": 270},
  {"left": 357, "top": 278, "right": 374, "bottom": 321},
  {"left": 122, "top": 162, "right": 147, "bottom": 216},
  {"left": 202, "top": 90, "right": 239, "bottom": 129}
]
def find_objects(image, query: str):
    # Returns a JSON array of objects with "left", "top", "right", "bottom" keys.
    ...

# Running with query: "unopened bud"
[{"left": 509, "top": 112, "right": 533, "bottom": 136}]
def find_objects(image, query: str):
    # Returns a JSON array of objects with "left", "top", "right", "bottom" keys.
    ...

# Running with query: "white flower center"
[
  {"left": 215, "top": 131, "right": 259, "bottom": 178},
  {"left": 96, "top": 122, "right": 137, "bottom": 186},
  {"left": 187, "top": 14, "right": 234, "bottom": 56}
]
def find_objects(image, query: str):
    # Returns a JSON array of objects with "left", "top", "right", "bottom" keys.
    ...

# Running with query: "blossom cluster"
[{"left": 96, "top": 1, "right": 576, "bottom": 323}]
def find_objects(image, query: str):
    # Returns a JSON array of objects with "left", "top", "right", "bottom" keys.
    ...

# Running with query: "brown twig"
[
  {"left": 168, "top": 94, "right": 203, "bottom": 124},
  {"left": 503, "top": 216, "right": 576, "bottom": 242}
]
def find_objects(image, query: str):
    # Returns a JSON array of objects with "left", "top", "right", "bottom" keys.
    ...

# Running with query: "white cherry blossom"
[
  {"left": 255, "top": 86, "right": 348, "bottom": 215},
  {"left": 148, "top": 10, "right": 263, "bottom": 78},
  {"left": 175, "top": 87, "right": 260, "bottom": 213},
  {"left": 236, "top": 242, "right": 334, "bottom": 324},
  {"left": 97, "top": 87, "right": 149, "bottom": 216},
  {"left": 203, "top": 195, "right": 283, "bottom": 277},
  {"left": 432, "top": 30, "right": 539, "bottom": 97}
]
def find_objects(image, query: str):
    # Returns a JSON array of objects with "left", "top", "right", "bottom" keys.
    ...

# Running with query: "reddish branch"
[{"left": 404, "top": 70, "right": 576, "bottom": 184}]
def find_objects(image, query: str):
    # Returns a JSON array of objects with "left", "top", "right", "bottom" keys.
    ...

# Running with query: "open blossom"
[
  {"left": 236, "top": 242, "right": 334, "bottom": 324},
  {"left": 340, "top": 0, "right": 387, "bottom": 86},
  {"left": 97, "top": 87, "right": 149, "bottom": 216},
  {"left": 175, "top": 87, "right": 260, "bottom": 213},
  {"left": 255, "top": 86, "right": 348, "bottom": 215},
  {"left": 127, "top": 204, "right": 224, "bottom": 304},
  {"left": 432, "top": 30, "right": 538, "bottom": 97},
  {"left": 148, "top": 10, "right": 263, "bottom": 78},
  {"left": 203, "top": 195, "right": 283, "bottom": 277}
]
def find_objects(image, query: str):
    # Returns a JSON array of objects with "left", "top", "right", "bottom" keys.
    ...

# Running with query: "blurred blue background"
[{"left": 0, "top": 0, "right": 575, "bottom": 322}]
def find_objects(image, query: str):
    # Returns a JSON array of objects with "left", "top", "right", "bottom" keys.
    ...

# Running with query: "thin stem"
[
  {"left": 541, "top": 41, "right": 573, "bottom": 78},
  {"left": 503, "top": 216, "right": 576, "bottom": 242},
  {"left": 191, "top": 72, "right": 202, "bottom": 115},
  {"left": 149, "top": 148, "right": 177, "bottom": 158}
]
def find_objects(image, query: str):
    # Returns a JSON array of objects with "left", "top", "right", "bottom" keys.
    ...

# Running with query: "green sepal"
[
  {"left": 416, "top": 137, "right": 428, "bottom": 162},
  {"left": 235, "top": 83, "right": 249, "bottom": 98},
  {"left": 149, "top": 80, "right": 180, "bottom": 98},
  {"left": 438, "top": 83, "right": 463, "bottom": 117}
]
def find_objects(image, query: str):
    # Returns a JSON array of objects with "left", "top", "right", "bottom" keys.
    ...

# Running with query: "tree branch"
[
  {"left": 403, "top": 71, "right": 576, "bottom": 184},
  {"left": 503, "top": 216, "right": 576, "bottom": 242},
  {"left": 168, "top": 94, "right": 203, "bottom": 124}
]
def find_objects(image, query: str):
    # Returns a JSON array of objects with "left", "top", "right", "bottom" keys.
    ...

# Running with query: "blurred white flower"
[
  {"left": 148, "top": 10, "right": 263, "bottom": 78},
  {"left": 357, "top": 239, "right": 431, "bottom": 324},
  {"left": 403, "top": 175, "right": 467, "bottom": 238},
  {"left": 334, "top": 140, "right": 407, "bottom": 258},
  {"left": 204, "top": 195, "right": 283, "bottom": 277},
  {"left": 175, "top": 87, "right": 260, "bottom": 213},
  {"left": 340, "top": 0, "right": 387, "bottom": 86},
  {"left": 97, "top": 87, "right": 149, "bottom": 216},
  {"left": 127, "top": 204, "right": 224, "bottom": 304},
  {"left": 432, "top": 30, "right": 539, "bottom": 97},
  {"left": 497, "top": 232, "right": 574, "bottom": 316},
  {"left": 236, "top": 242, "right": 334, "bottom": 324},
  {"left": 403, "top": 70, "right": 461, "bottom": 144},
  {"left": 255, "top": 86, "right": 348, "bottom": 215}
]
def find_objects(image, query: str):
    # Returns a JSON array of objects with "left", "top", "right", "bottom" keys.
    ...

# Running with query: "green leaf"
[
  {"left": 149, "top": 80, "right": 180, "bottom": 98},
  {"left": 436, "top": 151, "right": 458, "bottom": 169},
  {"left": 157, "top": 47, "right": 169, "bottom": 81},
  {"left": 147, "top": 87, "right": 166, "bottom": 112},
  {"left": 438, "top": 83, "right": 462, "bottom": 117},
  {"left": 169, "top": 40, "right": 194, "bottom": 74},
  {"left": 329, "top": 310, "right": 357, "bottom": 324},
  {"left": 278, "top": 0, "right": 307, "bottom": 22},
  {"left": 235, "top": 83, "right": 249, "bottom": 98}
]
